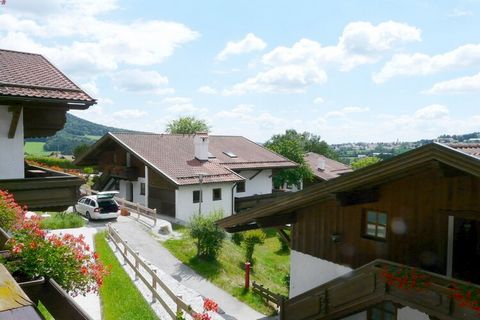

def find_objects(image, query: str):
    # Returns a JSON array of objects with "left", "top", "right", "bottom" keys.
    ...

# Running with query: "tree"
[
  {"left": 166, "top": 116, "right": 209, "bottom": 134},
  {"left": 73, "top": 143, "right": 90, "bottom": 159},
  {"left": 351, "top": 156, "right": 381, "bottom": 170},
  {"left": 265, "top": 129, "right": 339, "bottom": 188},
  {"left": 243, "top": 230, "right": 266, "bottom": 265}
]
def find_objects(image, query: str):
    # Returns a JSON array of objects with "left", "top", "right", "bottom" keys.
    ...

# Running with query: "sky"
[{"left": 1, "top": 0, "right": 480, "bottom": 143}]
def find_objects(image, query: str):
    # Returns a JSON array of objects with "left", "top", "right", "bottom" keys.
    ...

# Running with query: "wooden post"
[
  {"left": 153, "top": 208, "right": 157, "bottom": 226},
  {"left": 123, "top": 241, "right": 128, "bottom": 265},
  {"left": 136, "top": 203, "right": 140, "bottom": 220},
  {"left": 134, "top": 251, "right": 140, "bottom": 281}
]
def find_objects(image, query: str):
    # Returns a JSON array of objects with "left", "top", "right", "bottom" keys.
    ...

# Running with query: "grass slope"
[
  {"left": 24, "top": 142, "right": 50, "bottom": 156},
  {"left": 39, "top": 212, "right": 86, "bottom": 229},
  {"left": 163, "top": 228, "right": 290, "bottom": 315},
  {"left": 95, "top": 232, "right": 158, "bottom": 320}
]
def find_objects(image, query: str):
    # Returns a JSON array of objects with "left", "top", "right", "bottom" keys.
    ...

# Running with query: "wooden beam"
[
  {"left": 256, "top": 212, "right": 297, "bottom": 228},
  {"left": 225, "top": 223, "right": 261, "bottom": 233},
  {"left": 7, "top": 106, "right": 22, "bottom": 138},
  {"left": 438, "top": 209, "right": 480, "bottom": 220},
  {"left": 276, "top": 227, "right": 291, "bottom": 247},
  {"left": 335, "top": 187, "right": 379, "bottom": 207}
]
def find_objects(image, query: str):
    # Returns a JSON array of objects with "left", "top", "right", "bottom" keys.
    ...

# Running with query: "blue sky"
[{"left": 1, "top": 0, "right": 480, "bottom": 143}]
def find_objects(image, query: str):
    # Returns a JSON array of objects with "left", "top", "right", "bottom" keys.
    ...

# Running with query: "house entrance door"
[
  {"left": 126, "top": 182, "right": 134, "bottom": 202},
  {"left": 452, "top": 218, "right": 480, "bottom": 284}
]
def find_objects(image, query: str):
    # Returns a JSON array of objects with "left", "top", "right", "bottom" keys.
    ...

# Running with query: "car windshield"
[{"left": 98, "top": 200, "right": 118, "bottom": 213}]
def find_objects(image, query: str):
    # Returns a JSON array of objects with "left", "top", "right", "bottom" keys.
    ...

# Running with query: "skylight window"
[{"left": 223, "top": 151, "right": 237, "bottom": 158}]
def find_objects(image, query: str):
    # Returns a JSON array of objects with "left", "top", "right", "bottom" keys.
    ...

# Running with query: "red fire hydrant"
[{"left": 244, "top": 262, "right": 251, "bottom": 290}]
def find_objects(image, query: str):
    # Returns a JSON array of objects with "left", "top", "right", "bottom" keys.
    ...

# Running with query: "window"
[
  {"left": 140, "top": 183, "right": 146, "bottom": 195},
  {"left": 236, "top": 181, "right": 246, "bottom": 193},
  {"left": 193, "top": 190, "right": 201, "bottom": 203},
  {"left": 213, "top": 188, "right": 222, "bottom": 201},
  {"left": 223, "top": 151, "right": 237, "bottom": 158},
  {"left": 367, "top": 301, "right": 397, "bottom": 320},
  {"left": 364, "top": 210, "right": 387, "bottom": 240}
]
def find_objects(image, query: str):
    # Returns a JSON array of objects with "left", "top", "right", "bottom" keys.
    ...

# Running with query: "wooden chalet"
[
  {"left": 0, "top": 49, "right": 95, "bottom": 210},
  {"left": 218, "top": 143, "right": 480, "bottom": 320}
]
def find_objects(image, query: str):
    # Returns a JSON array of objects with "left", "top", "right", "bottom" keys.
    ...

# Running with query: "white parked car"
[{"left": 74, "top": 191, "right": 120, "bottom": 220}]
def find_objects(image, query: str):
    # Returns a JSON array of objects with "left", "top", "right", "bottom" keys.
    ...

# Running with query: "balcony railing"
[
  {"left": 281, "top": 259, "right": 480, "bottom": 320},
  {"left": 0, "top": 165, "right": 84, "bottom": 211}
]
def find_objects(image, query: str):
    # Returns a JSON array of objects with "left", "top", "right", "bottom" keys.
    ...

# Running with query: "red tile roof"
[
  {"left": 107, "top": 133, "right": 297, "bottom": 185},
  {"left": 304, "top": 152, "right": 352, "bottom": 181},
  {"left": 0, "top": 49, "right": 94, "bottom": 104},
  {"left": 447, "top": 143, "right": 480, "bottom": 159}
]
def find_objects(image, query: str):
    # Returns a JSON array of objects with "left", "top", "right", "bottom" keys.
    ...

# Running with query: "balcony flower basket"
[
  {"left": 0, "top": 189, "right": 109, "bottom": 297},
  {"left": 380, "top": 265, "right": 431, "bottom": 292},
  {"left": 451, "top": 283, "right": 480, "bottom": 315}
]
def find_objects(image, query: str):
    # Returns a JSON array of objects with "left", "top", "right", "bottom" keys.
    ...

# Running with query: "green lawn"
[
  {"left": 163, "top": 228, "right": 290, "bottom": 315},
  {"left": 39, "top": 212, "right": 86, "bottom": 230},
  {"left": 24, "top": 142, "right": 50, "bottom": 156},
  {"left": 95, "top": 232, "right": 158, "bottom": 320}
]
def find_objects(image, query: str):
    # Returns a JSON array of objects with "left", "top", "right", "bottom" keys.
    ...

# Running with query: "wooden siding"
[{"left": 292, "top": 168, "right": 480, "bottom": 273}]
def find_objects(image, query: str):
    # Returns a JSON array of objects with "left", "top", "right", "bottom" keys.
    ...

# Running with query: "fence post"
[
  {"left": 153, "top": 208, "right": 157, "bottom": 226},
  {"left": 176, "top": 295, "right": 182, "bottom": 315},
  {"left": 147, "top": 262, "right": 156, "bottom": 304},
  {"left": 123, "top": 241, "right": 128, "bottom": 265},
  {"left": 136, "top": 203, "right": 140, "bottom": 220},
  {"left": 134, "top": 251, "right": 140, "bottom": 281}
]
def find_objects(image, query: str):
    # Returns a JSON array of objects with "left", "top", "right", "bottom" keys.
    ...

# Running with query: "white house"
[
  {"left": 0, "top": 49, "right": 95, "bottom": 211},
  {"left": 75, "top": 132, "right": 297, "bottom": 222}
]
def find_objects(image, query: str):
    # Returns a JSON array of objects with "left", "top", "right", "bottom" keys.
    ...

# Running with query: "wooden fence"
[
  {"left": 106, "top": 224, "right": 194, "bottom": 319},
  {"left": 252, "top": 281, "right": 286, "bottom": 310},
  {"left": 85, "top": 189, "right": 157, "bottom": 226}
]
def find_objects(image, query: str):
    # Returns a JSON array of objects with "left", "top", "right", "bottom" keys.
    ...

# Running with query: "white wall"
[
  {"left": 117, "top": 177, "right": 146, "bottom": 206},
  {"left": 290, "top": 250, "right": 352, "bottom": 298},
  {"left": 235, "top": 169, "right": 272, "bottom": 197},
  {"left": 0, "top": 105, "right": 24, "bottom": 179},
  {"left": 398, "top": 307, "right": 429, "bottom": 320},
  {"left": 176, "top": 182, "right": 234, "bottom": 222}
]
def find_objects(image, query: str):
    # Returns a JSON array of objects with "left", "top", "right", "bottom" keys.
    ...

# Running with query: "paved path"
[{"left": 112, "top": 216, "right": 266, "bottom": 320}]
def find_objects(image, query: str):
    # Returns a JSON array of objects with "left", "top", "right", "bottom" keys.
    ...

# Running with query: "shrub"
[
  {"left": 277, "top": 233, "right": 290, "bottom": 252},
  {"left": 0, "top": 190, "right": 24, "bottom": 231},
  {"left": 3, "top": 216, "right": 108, "bottom": 295},
  {"left": 231, "top": 232, "right": 244, "bottom": 246},
  {"left": 189, "top": 211, "right": 226, "bottom": 260},
  {"left": 243, "top": 230, "right": 266, "bottom": 265}
]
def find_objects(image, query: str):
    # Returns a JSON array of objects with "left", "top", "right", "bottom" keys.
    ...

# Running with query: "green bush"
[
  {"left": 231, "top": 232, "right": 244, "bottom": 246},
  {"left": 39, "top": 212, "right": 86, "bottom": 230},
  {"left": 189, "top": 211, "right": 226, "bottom": 260},
  {"left": 277, "top": 233, "right": 290, "bottom": 252},
  {"left": 243, "top": 230, "right": 266, "bottom": 265}
]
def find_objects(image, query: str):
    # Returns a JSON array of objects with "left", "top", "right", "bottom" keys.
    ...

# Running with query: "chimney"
[
  {"left": 194, "top": 132, "right": 209, "bottom": 161},
  {"left": 317, "top": 158, "right": 326, "bottom": 171}
]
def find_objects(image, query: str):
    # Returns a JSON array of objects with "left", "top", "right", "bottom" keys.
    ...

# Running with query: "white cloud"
[
  {"left": 216, "top": 33, "right": 267, "bottom": 61},
  {"left": 226, "top": 21, "right": 420, "bottom": 95},
  {"left": 225, "top": 64, "right": 327, "bottom": 95},
  {"left": 215, "top": 104, "right": 254, "bottom": 120},
  {"left": 160, "top": 97, "right": 204, "bottom": 114},
  {"left": 197, "top": 86, "right": 218, "bottom": 94},
  {"left": 424, "top": 72, "right": 480, "bottom": 94},
  {"left": 161, "top": 97, "right": 192, "bottom": 105},
  {"left": 413, "top": 104, "right": 449, "bottom": 120},
  {"left": 313, "top": 97, "right": 325, "bottom": 104},
  {"left": 325, "top": 106, "right": 370, "bottom": 118},
  {"left": 262, "top": 21, "right": 421, "bottom": 71},
  {"left": 80, "top": 81, "right": 99, "bottom": 96},
  {"left": 449, "top": 8, "right": 474, "bottom": 17},
  {"left": 0, "top": 0, "right": 199, "bottom": 77},
  {"left": 113, "top": 109, "right": 147, "bottom": 119},
  {"left": 373, "top": 44, "right": 480, "bottom": 83},
  {"left": 112, "top": 69, "right": 173, "bottom": 95}
]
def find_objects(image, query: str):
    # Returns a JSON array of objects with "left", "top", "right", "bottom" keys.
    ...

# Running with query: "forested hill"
[{"left": 26, "top": 113, "right": 134, "bottom": 155}]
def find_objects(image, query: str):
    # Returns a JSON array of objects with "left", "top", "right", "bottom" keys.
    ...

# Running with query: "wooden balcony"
[
  {"left": 281, "top": 259, "right": 480, "bottom": 320},
  {"left": 0, "top": 165, "right": 84, "bottom": 211},
  {"left": 108, "top": 165, "right": 139, "bottom": 180}
]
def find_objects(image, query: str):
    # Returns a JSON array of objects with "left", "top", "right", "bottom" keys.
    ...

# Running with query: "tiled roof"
[
  {"left": 304, "top": 152, "right": 352, "bottom": 181},
  {"left": 0, "top": 49, "right": 94, "bottom": 103},
  {"left": 447, "top": 143, "right": 480, "bottom": 159},
  {"left": 109, "top": 133, "right": 297, "bottom": 185}
]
